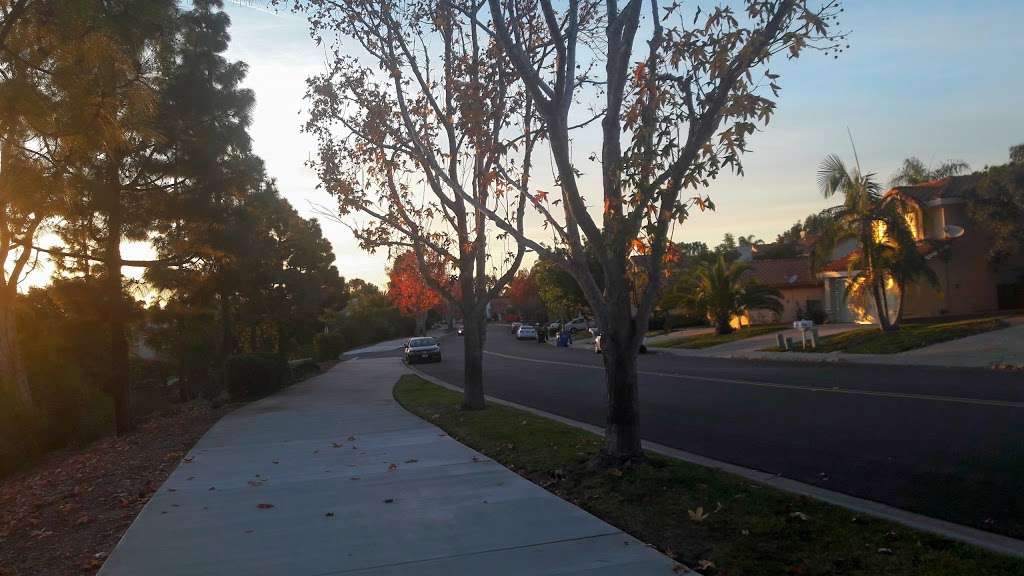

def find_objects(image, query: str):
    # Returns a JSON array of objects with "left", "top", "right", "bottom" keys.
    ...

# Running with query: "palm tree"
[
  {"left": 889, "top": 156, "right": 970, "bottom": 187},
  {"left": 690, "top": 256, "right": 783, "bottom": 334},
  {"left": 815, "top": 155, "right": 938, "bottom": 331}
]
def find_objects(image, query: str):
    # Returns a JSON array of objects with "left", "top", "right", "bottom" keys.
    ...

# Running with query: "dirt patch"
[{"left": 0, "top": 401, "right": 232, "bottom": 576}]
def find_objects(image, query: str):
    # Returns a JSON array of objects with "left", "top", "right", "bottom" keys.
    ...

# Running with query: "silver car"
[
  {"left": 515, "top": 325, "right": 538, "bottom": 340},
  {"left": 404, "top": 337, "right": 442, "bottom": 364}
]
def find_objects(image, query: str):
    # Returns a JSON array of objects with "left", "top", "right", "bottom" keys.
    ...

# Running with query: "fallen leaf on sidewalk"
[
  {"left": 256, "top": 503, "right": 274, "bottom": 510},
  {"left": 789, "top": 511, "right": 810, "bottom": 521},
  {"left": 404, "top": 459, "right": 418, "bottom": 464},
  {"left": 688, "top": 507, "right": 709, "bottom": 523},
  {"left": 387, "top": 463, "right": 398, "bottom": 471},
  {"left": 383, "top": 498, "right": 394, "bottom": 504}
]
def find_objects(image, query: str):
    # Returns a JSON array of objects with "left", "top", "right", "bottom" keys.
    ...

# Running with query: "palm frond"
[{"left": 817, "top": 153, "right": 849, "bottom": 198}]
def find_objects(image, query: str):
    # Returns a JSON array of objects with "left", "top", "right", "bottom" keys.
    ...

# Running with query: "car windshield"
[{"left": 409, "top": 338, "right": 436, "bottom": 347}]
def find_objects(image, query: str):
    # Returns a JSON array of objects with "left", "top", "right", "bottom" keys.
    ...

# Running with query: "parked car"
[
  {"left": 404, "top": 337, "right": 442, "bottom": 364},
  {"left": 516, "top": 324, "right": 538, "bottom": 340},
  {"left": 560, "top": 316, "right": 593, "bottom": 333},
  {"left": 593, "top": 333, "right": 648, "bottom": 354}
]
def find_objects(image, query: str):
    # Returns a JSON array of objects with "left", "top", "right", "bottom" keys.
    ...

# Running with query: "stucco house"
[
  {"left": 819, "top": 175, "right": 1024, "bottom": 323},
  {"left": 742, "top": 257, "right": 824, "bottom": 324}
]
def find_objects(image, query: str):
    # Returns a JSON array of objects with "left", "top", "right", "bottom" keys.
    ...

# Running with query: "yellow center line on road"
[{"left": 484, "top": 350, "right": 1024, "bottom": 409}]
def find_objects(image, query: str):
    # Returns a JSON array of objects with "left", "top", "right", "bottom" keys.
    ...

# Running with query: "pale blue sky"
[{"left": 219, "top": 1, "right": 1024, "bottom": 286}]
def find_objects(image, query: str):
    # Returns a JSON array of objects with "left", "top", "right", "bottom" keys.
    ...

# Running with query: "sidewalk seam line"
[{"left": 310, "top": 531, "right": 625, "bottom": 576}]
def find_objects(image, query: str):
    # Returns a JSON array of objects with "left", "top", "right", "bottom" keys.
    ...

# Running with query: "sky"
[{"left": 210, "top": 0, "right": 1024, "bottom": 287}]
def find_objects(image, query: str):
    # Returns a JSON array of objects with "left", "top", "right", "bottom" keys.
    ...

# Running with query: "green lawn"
[
  {"left": 783, "top": 317, "right": 1009, "bottom": 354},
  {"left": 394, "top": 375, "right": 1023, "bottom": 576},
  {"left": 661, "top": 324, "right": 786, "bottom": 349}
]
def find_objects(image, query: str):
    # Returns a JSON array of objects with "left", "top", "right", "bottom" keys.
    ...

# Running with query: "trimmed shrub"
[
  {"left": 288, "top": 358, "right": 321, "bottom": 382},
  {"left": 314, "top": 332, "right": 345, "bottom": 362},
  {"left": 226, "top": 353, "right": 290, "bottom": 400}
]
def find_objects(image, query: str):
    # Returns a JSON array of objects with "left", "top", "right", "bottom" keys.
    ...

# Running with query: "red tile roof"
[
  {"left": 744, "top": 257, "right": 820, "bottom": 288},
  {"left": 887, "top": 174, "right": 980, "bottom": 204},
  {"left": 822, "top": 251, "right": 858, "bottom": 273}
]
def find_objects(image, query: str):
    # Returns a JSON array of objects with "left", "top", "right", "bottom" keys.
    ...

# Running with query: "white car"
[
  {"left": 516, "top": 325, "right": 538, "bottom": 340},
  {"left": 594, "top": 333, "right": 648, "bottom": 354}
]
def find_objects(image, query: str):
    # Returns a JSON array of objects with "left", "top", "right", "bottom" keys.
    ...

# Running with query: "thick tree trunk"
[
  {"left": 0, "top": 288, "right": 31, "bottom": 409},
  {"left": 461, "top": 310, "right": 485, "bottom": 410},
  {"left": 595, "top": 275, "right": 644, "bottom": 465},
  {"left": 105, "top": 172, "right": 133, "bottom": 436},
  {"left": 599, "top": 326, "right": 643, "bottom": 465}
]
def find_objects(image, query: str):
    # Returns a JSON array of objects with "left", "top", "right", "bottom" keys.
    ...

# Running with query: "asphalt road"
[{"left": 379, "top": 325, "right": 1024, "bottom": 538}]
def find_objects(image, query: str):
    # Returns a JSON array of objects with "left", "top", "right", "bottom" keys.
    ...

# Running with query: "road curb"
[
  {"left": 406, "top": 362, "right": 1024, "bottom": 558},
  {"left": 649, "top": 346, "right": 1012, "bottom": 371}
]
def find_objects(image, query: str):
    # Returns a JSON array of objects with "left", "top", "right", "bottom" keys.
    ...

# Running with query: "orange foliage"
[{"left": 387, "top": 251, "right": 442, "bottom": 317}]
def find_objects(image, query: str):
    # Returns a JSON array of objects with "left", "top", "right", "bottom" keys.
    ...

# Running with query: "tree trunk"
[
  {"left": 0, "top": 288, "right": 31, "bottom": 409},
  {"left": 595, "top": 275, "right": 644, "bottom": 465},
  {"left": 599, "top": 324, "right": 643, "bottom": 465},
  {"left": 105, "top": 170, "right": 133, "bottom": 436},
  {"left": 892, "top": 283, "right": 906, "bottom": 330},
  {"left": 461, "top": 309, "right": 485, "bottom": 410},
  {"left": 871, "top": 279, "right": 894, "bottom": 331}
]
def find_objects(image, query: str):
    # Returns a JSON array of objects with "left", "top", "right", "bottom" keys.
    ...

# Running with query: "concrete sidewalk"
[{"left": 99, "top": 358, "right": 684, "bottom": 575}]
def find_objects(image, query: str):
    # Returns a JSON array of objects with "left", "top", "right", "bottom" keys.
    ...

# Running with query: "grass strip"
[
  {"left": 773, "top": 318, "right": 1008, "bottom": 354},
  {"left": 662, "top": 324, "right": 786, "bottom": 349},
  {"left": 394, "top": 374, "right": 1023, "bottom": 576}
]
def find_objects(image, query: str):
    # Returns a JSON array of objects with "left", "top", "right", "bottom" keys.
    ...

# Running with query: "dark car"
[{"left": 404, "top": 337, "right": 442, "bottom": 364}]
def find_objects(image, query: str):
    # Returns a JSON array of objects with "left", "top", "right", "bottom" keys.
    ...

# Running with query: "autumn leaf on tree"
[{"left": 386, "top": 251, "right": 443, "bottom": 323}]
